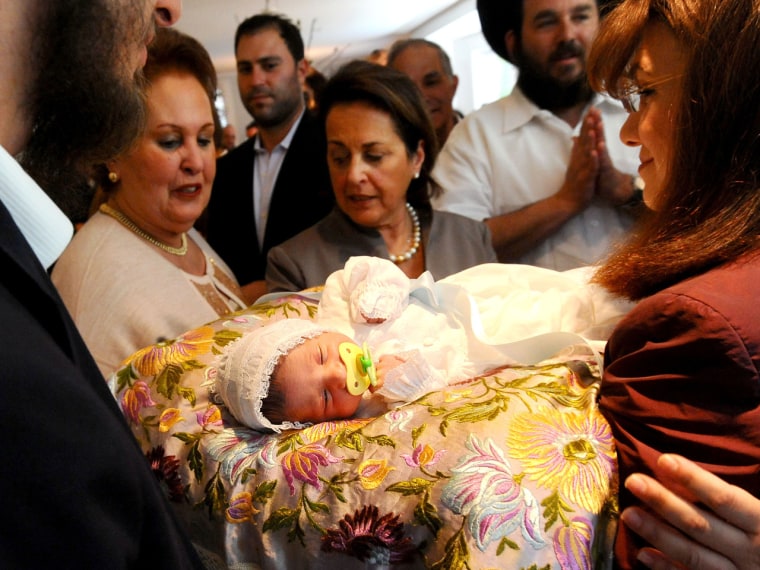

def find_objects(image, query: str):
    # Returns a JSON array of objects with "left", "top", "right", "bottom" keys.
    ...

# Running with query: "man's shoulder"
[
  {"left": 216, "top": 137, "right": 255, "bottom": 171},
  {"left": 290, "top": 111, "right": 326, "bottom": 148}
]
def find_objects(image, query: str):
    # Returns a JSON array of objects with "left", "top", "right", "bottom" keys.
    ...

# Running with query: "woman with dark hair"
[
  {"left": 52, "top": 28, "right": 246, "bottom": 377},
  {"left": 265, "top": 60, "right": 496, "bottom": 292},
  {"left": 585, "top": 0, "right": 760, "bottom": 567}
]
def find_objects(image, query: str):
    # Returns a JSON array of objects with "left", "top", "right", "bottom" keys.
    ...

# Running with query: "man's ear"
[
  {"left": 296, "top": 58, "right": 309, "bottom": 86},
  {"left": 506, "top": 30, "right": 517, "bottom": 62}
]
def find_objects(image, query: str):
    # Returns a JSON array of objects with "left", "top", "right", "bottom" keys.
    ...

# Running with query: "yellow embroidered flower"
[
  {"left": 124, "top": 325, "right": 215, "bottom": 376},
  {"left": 225, "top": 491, "right": 259, "bottom": 524},
  {"left": 358, "top": 459, "right": 395, "bottom": 490},
  {"left": 197, "top": 405, "right": 222, "bottom": 429},
  {"left": 401, "top": 443, "right": 445, "bottom": 468},
  {"left": 158, "top": 408, "right": 185, "bottom": 432},
  {"left": 507, "top": 407, "right": 615, "bottom": 513}
]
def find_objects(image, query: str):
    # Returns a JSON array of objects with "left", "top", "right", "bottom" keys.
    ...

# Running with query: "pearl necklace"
[
  {"left": 388, "top": 203, "right": 421, "bottom": 264},
  {"left": 99, "top": 203, "right": 188, "bottom": 256}
]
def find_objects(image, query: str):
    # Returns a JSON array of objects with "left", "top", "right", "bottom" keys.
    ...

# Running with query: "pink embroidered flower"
[
  {"left": 401, "top": 444, "right": 445, "bottom": 469},
  {"left": 196, "top": 405, "right": 223, "bottom": 429},
  {"left": 554, "top": 517, "right": 593, "bottom": 570},
  {"left": 125, "top": 326, "right": 215, "bottom": 376},
  {"left": 158, "top": 408, "right": 184, "bottom": 432},
  {"left": 441, "top": 434, "right": 545, "bottom": 551},
  {"left": 507, "top": 408, "right": 615, "bottom": 513},
  {"left": 121, "top": 380, "right": 155, "bottom": 423},
  {"left": 358, "top": 459, "right": 395, "bottom": 490},
  {"left": 226, "top": 491, "right": 259, "bottom": 524},
  {"left": 321, "top": 505, "right": 417, "bottom": 564},
  {"left": 281, "top": 442, "right": 341, "bottom": 494}
]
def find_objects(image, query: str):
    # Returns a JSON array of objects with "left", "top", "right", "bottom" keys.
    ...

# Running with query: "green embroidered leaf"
[
  {"left": 411, "top": 424, "right": 426, "bottom": 447},
  {"left": 180, "top": 359, "right": 206, "bottom": 372},
  {"left": 430, "top": 524, "right": 469, "bottom": 570},
  {"left": 241, "top": 467, "right": 258, "bottom": 485},
  {"left": 304, "top": 494, "right": 330, "bottom": 514},
  {"left": 114, "top": 365, "right": 137, "bottom": 394},
  {"left": 198, "top": 468, "right": 226, "bottom": 518},
  {"left": 287, "top": 519, "right": 306, "bottom": 546},
  {"left": 496, "top": 536, "right": 520, "bottom": 555},
  {"left": 263, "top": 507, "right": 299, "bottom": 533},
  {"left": 213, "top": 329, "right": 242, "bottom": 347},
  {"left": 252, "top": 480, "right": 277, "bottom": 503},
  {"left": 188, "top": 440, "right": 204, "bottom": 483},
  {"left": 321, "top": 475, "right": 347, "bottom": 503},
  {"left": 445, "top": 398, "right": 505, "bottom": 424},
  {"left": 521, "top": 565, "right": 551, "bottom": 570},
  {"left": 172, "top": 431, "right": 202, "bottom": 444},
  {"left": 155, "top": 363, "right": 183, "bottom": 399},
  {"left": 386, "top": 478, "right": 434, "bottom": 496},
  {"left": 334, "top": 430, "right": 364, "bottom": 452},
  {"left": 177, "top": 385, "right": 197, "bottom": 407},
  {"left": 365, "top": 434, "right": 396, "bottom": 448},
  {"left": 541, "top": 489, "right": 574, "bottom": 530},
  {"left": 414, "top": 491, "right": 442, "bottom": 536}
]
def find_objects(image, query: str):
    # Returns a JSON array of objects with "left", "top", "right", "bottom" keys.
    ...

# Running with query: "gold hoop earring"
[{"left": 108, "top": 171, "right": 119, "bottom": 183}]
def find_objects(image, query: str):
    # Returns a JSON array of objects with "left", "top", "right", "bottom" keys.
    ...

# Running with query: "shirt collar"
[
  {"left": 501, "top": 86, "right": 624, "bottom": 134},
  {"left": 0, "top": 145, "right": 74, "bottom": 269},
  {"left": 253, "top": 108, "right": 306, "bottom": 154}
]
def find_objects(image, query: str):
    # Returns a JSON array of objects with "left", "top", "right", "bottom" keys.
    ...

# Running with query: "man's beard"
[
  {"left": 20, "top": 0, "right": 148, "bottom": 222},
  {"left": 514, "top": 40, "right": 594, "bottom": 112},
  {"left": 244, "top": 78, "right": 303, "bottom": 130}
]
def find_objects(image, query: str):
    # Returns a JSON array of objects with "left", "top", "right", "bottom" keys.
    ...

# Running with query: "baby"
[
  {"left": 215, "top": 256, "right": 633, "bottom": 432},
  {"left": 214, "top": 318, "right": 438, "bottom": 432}
]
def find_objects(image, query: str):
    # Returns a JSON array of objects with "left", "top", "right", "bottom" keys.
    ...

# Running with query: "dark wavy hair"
[
  {"left": 587, "top": 0, "right": 760, "bottom": 300},
  {"left": 318, "top": 60, "right": 440, "bottom": 209}
]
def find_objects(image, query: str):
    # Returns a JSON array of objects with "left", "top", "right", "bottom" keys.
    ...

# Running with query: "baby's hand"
[{"left": 371, "top": 354, "right": 406, "bottom": 392}]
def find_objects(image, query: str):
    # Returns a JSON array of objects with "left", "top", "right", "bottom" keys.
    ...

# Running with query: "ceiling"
[{"left": 174, "top": 0, "right": 470, "bottom": 73}]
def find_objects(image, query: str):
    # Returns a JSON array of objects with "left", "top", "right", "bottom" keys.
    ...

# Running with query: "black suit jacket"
[
  {"left": 0, "top": 201, "right": 203, "bottom": 568},
  {"left": 204, "top": 111, "right": 334, "bottom": 284}
]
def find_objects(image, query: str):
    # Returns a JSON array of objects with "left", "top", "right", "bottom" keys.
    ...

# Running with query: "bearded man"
[
  {"left": 432, "top": 0, "right": 644, "bottom": 270},
  {"left": 0, "top": 1, "right": 207, "bottom": 567}
]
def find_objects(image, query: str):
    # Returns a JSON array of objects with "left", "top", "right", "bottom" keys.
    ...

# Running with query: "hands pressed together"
[{"left": 557, "top": 107, "right": 635, "bottom": 213}]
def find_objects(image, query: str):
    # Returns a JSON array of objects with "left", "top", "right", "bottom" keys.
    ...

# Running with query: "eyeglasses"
[
  {"left": 620, "top": 74, "right": 682, "bottom": 113},
  {"left": 621, "top": 88, "right": 645, "bottom": 113}
]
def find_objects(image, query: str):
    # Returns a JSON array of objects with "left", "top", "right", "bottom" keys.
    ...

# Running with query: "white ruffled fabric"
[{"left": 214, "top": 319, "right": 327, "bottom": 432}]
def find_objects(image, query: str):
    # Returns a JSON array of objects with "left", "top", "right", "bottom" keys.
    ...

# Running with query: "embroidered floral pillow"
[{"left": 111, "top": 294, "right": 618, "bottom": 569}]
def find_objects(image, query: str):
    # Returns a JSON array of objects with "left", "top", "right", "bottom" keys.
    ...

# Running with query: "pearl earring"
[
  {"left": 108, "top": 171, "right": 119, "bottom": 183},
  {"left": 413, "top": 171, "right": 420, "bottom": 179}
]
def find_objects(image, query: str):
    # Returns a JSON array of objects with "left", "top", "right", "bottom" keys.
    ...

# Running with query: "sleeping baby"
[{"left": 214, "top": 257, "right": 633, "bottom": 432}]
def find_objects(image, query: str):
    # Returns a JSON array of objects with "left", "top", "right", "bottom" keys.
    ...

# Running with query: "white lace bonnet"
[{"left": 215, "top": 319, "right": 328, "bottom": 433}]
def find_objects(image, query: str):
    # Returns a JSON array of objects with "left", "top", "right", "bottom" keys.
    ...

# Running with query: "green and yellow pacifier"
[{"left": 339, "top": 342, "right": 377, "bottom": 396}]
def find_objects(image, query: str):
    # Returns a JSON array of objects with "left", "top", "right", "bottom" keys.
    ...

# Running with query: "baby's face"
[{"left": 275, "top": 332, "right": 364, "bottom": 424}]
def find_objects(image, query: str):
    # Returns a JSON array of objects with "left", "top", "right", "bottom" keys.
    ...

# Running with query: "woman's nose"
[
  {"left": 346, "top": 157, "right": 367, "bottom": 185},
  {"left": 182, "top": 144, "right": 204, "bottom": 173},
  {"left": 620, "top": 112, "right": 641, "bottom": 147}
]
